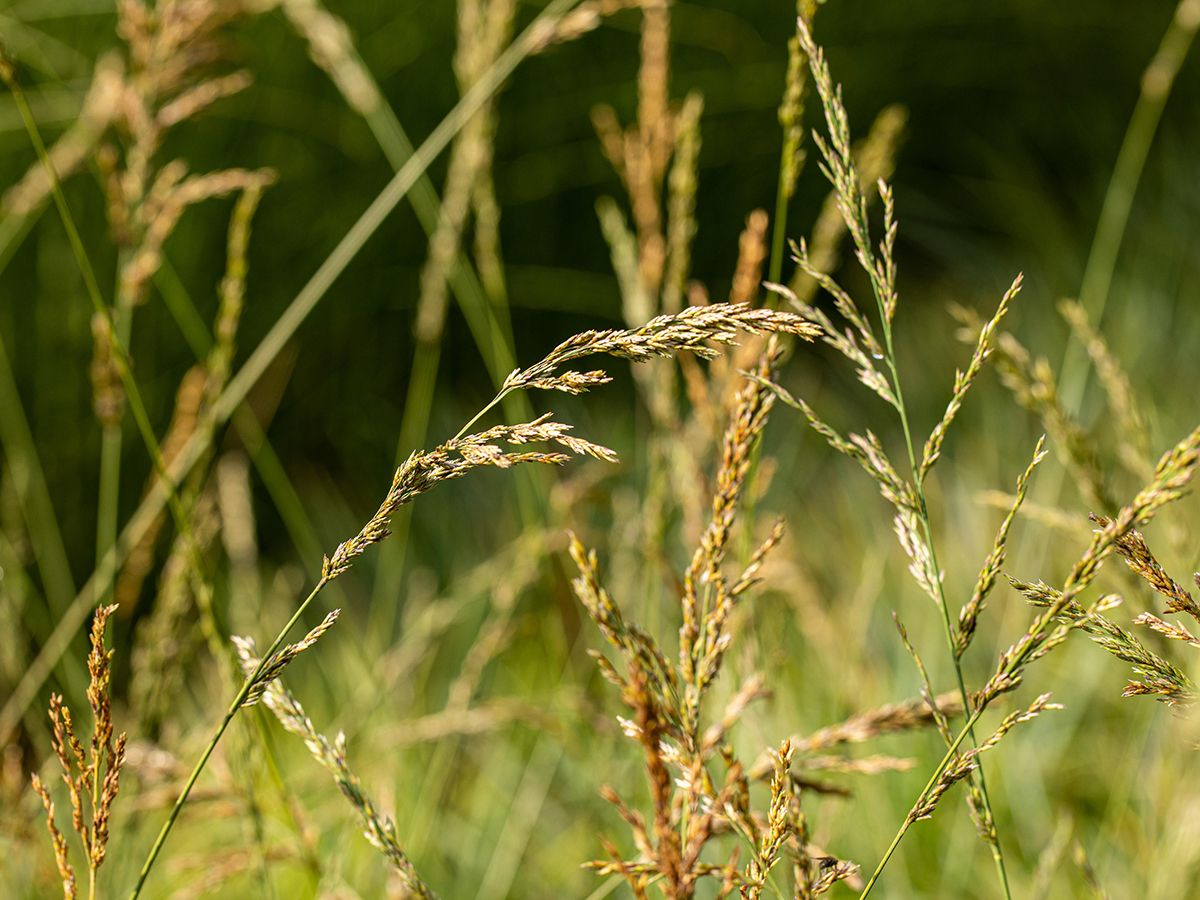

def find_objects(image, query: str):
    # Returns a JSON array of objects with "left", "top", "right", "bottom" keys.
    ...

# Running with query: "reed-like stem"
[{"left": 1058, "top": 0, "right": 1200, "bottom": 416}]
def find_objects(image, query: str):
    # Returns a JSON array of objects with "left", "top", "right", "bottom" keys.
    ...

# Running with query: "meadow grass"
[{"left": 2, "top": 1, "right": 1200, "bottom": 898}]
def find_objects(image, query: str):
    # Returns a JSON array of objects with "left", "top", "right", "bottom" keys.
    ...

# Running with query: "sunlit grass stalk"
[
  {"left": 860, "top": 699, "right": 989, "bottom": 898},
  {"left": 128, "top": 576, "right": 331, "bottom": 898},
  {"left": 233, "top": 655, "right": 437, "bottom": 897},
  {"left": 869, "top": 253, "right": 1013, "bottom": 898}
]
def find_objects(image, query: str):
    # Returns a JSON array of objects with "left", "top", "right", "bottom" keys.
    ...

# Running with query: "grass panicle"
[
  {"left": 920, "top": 275, "right": 1023, "bottom": 481},
  {"left": 955, "top": 437, "right": 1049, "bottom": 659},
  {"left": 1009, "top": 508, "right": 1200, "bottom": 707},
  {"left": 130, "top": 299, "right": 810, "bottom": 895},
  {"left": 1011, "top": 578, "right": 1194, "bottom": 706},
  {"left": 740, "top": 740, "right": 795, "bottom": 900},
  {"left": 30, "top": 604, "right": 127, "bottom": 900}
]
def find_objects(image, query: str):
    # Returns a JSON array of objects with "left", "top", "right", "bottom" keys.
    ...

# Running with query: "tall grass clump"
[
  {"left": 568, "top": 345, "right": 968, "bottom": 897},
  {"left": 754, "top": 13, "right": 1200, "bottom": 898}
]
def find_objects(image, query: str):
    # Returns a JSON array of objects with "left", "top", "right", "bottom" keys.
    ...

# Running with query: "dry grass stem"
[
  {"left": 956, "top": 437, "right": 1048, "bottom": 658},
  {"left": 920, "top": 275, "right": 1023, "bottom": 480},
  {"left": 30, "top": 604, "right": 128, "bottom": 898}
]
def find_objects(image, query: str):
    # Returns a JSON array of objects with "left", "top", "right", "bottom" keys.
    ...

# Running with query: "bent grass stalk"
[
  {"left": 126, "top": 301, "right": 814, "bottom": 895},
  {"left": 128, "top": 578, "right": 328, "bottom": 897}
]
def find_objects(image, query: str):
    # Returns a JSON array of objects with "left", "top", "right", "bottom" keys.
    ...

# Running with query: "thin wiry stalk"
[
  {"left": 878, "top": 307, "right": 1014, "bottom": 898},
  {"left": 128, "top": 578, "right": 331, "bottom": 898}
]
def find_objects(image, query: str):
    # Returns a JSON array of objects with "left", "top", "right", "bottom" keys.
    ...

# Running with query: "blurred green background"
[{"left": 2, "top": 0, "right": 1200, "bottom": 897}]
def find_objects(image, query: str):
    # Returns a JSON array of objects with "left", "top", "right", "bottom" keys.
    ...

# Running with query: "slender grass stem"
[
  {"left": 860, "top": 705, "right": 984, "bottom": 898},
  {"left": 128, "top": 578, "right": 329, "bottom": 898},
  {"left": 96, "top": 269, "right": 133, "bottom": 598},
  {"left": 1057, "top": 0, "right": 1199, "bottom": 416},
  {"left": 766, "top": 154, "right": 791, "bottom": 288},
  {"left": 453, "top": 389, "right": 510, "bottom": 441},
  {"left": 873, "top": 304, "right": 1013, "bottom": 899},
  {"left": 95, "top": 414, "right": 124, "bottom": 606}
]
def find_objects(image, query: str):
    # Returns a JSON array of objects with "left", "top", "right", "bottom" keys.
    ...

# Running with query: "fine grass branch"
[
  {"left": 859, "top": 421, "right": 1200, "bottom": 896},
  {"left": 765, "top": 18, "right": 1026, "bottom": 896}
]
